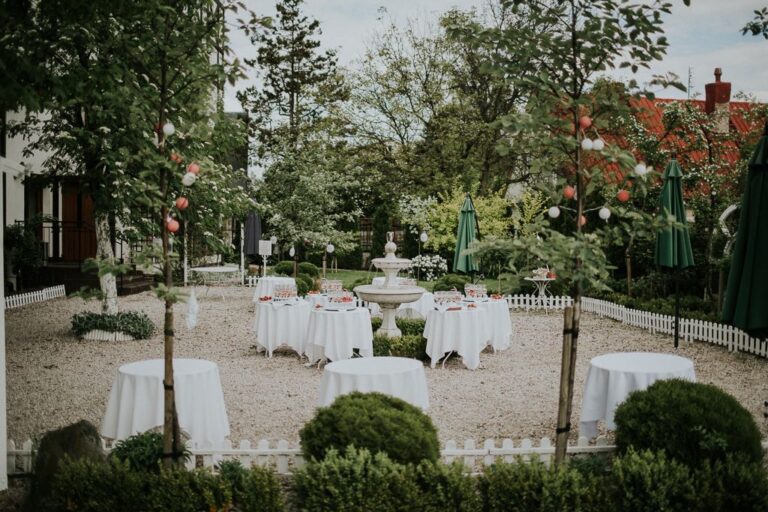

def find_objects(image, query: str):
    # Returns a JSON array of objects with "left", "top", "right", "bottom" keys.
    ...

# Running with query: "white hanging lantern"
[
  {"left": 634, "top": 163, "right": 648, "bottom": 176},
  {"left": 548, "top": 206, "right": 561, "bottom": 219},
  {"left": 592, "top": 138, "right": 605, "bottom": 151},
  {"left": 598, "top": 207, "right": 611, "bottom": 221},
  {"left": 162, "top": 122, "right": 175, "bottom": 136},
  {"left": 289, "top": 246, "right": 296, "bottom": 257},
  {"left": 181, "top": 172, "right": 197, "bottom": 186},
  {"left": 581, "top": 138, "right": 594, "bottom": 151},
  {"left": 326, "top": 243, "right": 335, "bottom": 254}
]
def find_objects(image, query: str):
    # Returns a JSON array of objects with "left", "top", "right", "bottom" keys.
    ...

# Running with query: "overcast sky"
[{"left": 224, "top": 0, "right": 768, "bottom": 112}]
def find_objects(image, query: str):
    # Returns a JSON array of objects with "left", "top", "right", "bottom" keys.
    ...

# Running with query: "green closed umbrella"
[
  {"left": 722, "top": 123, "right": 768, "bottom": 340},
  {"left": 654, "top": 154, "right": 694, "bottom": 349},
  {"left": 453, "top": 194, "right": 480, "bottom": 274}
]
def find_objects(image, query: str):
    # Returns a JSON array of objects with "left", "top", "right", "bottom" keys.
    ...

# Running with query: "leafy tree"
[
  {"left": 742, "top": 7, "right": 768, "bottom": 39},
  {"left": 456, "top": 0, "right": 681, "bottom": 462}
]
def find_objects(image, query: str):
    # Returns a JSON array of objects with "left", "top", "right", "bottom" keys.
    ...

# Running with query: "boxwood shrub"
[
  {"left": 272, "top": 261, "right": 294, "bottom": 276},
  {"left": 372, "top": 334, "right": 429, "bottom": 361},
  {"left": 610, "top": 448, "right": 696, "bottom": 511},
  {"left": 432, "top": 274, "right": 469, "bottom": 292},
  {"left": 299, "top": 392, "right": 439, "bottom": 465},
  {"left": 216, "top": 459, "right": 285, "bottom": 512},
  {"left": 298, "top": 261, "right": 320, "bottom": 277},
  {"left": 71, "top": 311, "right": 154, "bottom": 340},
  {"left": 110, "top": 432, "right": 190, "bottom": 473},
  {"left": 614, "top": 379, "right": 763, "bottom": 465},
  {"left": 370, "top": 317, "right": 426, "bottom": 337}
]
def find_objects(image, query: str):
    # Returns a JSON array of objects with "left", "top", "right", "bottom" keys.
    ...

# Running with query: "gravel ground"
[{"left": 6, "top": 287, "right": 768, "bottom": 445}]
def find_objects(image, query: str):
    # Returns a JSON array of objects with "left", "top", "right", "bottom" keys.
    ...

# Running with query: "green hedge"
[
  {"left": 299, "top": 261, "right": 320, "bottom": 277},
  {"left": 614, "top": 380, "right": 763, "bottom": 465},
  {"left": 432, "top": 274, "right": 469, "bottom": 292},
  {"left": 373, "top": 334, "right": 429, "bottom": 361},
  {"left": 50, "top": 457, "right": 283, "bottom": 512},
  {"left": 480, "top": 457, "right": 606, "bottom": 512},
  {"left": 272, "top": 261, "right": 294, "bottom": 276},
  {"left": 71, "top": 311, "right": 154, "bottom": 340},
  {"left": 294, "top": 447, "right": 480, "bottom": 512},
  {"left": 370, "top": 317, "right": 426, "bottom": 336},
  {"left": 610, "top": 449, "right": 696, "bottom": 511},
  {"left": 109, "top": 432, "right": 189, "bottom": 473},
  {"left": 299, "top": 392, "right": 439, "bottom": 465}
]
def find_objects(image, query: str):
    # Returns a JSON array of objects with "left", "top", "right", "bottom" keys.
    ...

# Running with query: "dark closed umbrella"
[
  {"left": 722, "top": 123, "right": 768, "bottom": 340},
  {"left": 453, "top": 194, "right": 480, "bottom": 274},
  {"left": 244, "top": 211, "right": 262, "bottom": 257},
  {"left": 654, "top": 155, "right": 694, "bottom": 349}
]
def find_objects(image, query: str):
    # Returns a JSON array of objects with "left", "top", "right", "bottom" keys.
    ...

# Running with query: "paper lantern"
[
  {"left": 563, "top": 185, "right": 576, "bottom": 199},
  {"left": 579, "top": 116, "right": 592, "bottom": 130},
  {"left": 617, "top": 189, "right": 630, "bottom": 202},
  {"left": 548, "top": 206, "right": 561, "bottom": 219},
  {"left": 581, "top": 138, "right": 594, "bottom": 151},
  {"left": 599, "top": 207, "right": 611, "bottom": 220},
  {"left": 162, "top": 122, "right": 175, "bottom": 136},
  {"left": 175, "top": 197, "right": 189, "bottom": 210},
  {"left": 181, "top": 172, "right": 197, "bottom": 187},
  {"left": 634, "top": 163, "right": 648, "bottom": 176},
  {"left": 166, "top": 219, "right": 180, "bottom": 233},
  {"left": 592, "top": 139, "right": 605, "bottom": 151},
  {"left": 289, "top": 246, "right": 296, "bottom": 257},
  {"left": 187, "top": 162, "right": 200, "bottom": 175}
]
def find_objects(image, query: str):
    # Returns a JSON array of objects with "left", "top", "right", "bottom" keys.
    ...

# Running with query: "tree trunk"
[
  {"left": 625, "top": 234, "right": 634, "bottom": 297},
  {"left": 94, "top": 214, "right": 118, "bottom": 315}
]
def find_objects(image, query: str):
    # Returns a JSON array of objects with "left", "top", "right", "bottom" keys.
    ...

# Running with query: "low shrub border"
[{"left": 71, "top": 311, "right": 155, "bottom": 340}]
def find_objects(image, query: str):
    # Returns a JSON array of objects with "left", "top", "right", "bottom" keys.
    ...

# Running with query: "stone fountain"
[{"left": 354, "top": 232, "right": 427, "bottom": 338}]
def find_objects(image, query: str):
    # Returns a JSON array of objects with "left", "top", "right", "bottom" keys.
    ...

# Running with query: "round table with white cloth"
[
  {"left": 423, "top": 308, "right": 491, "bottom": 370},
  {"left": 252, "top": 276, "right": 297, "bottom": 301},
  {"left": 101, "top": 359, "right": 230, "bottom": 448},
  {"left": 318, "top": 356, "right": 429, "bottom": 410},
  {"left": 254, "top": 299, "right": 311, "bottom": 357},
  {"left": 464, "top": 299, "right": 511, "bottom": 351},
  {"left": 305, "top": 307, "right": 374, "bottom": 363},
  {"left": 579, "top": 352, "right": 696, "bottom": 439},
  {"left": 367, "top": 277, "right": 435, "bottom": 319}
]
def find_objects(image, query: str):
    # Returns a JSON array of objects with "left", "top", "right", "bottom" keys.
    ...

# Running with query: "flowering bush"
[{"left": 409, "top": 254, "right": 448, "bottom": 281}]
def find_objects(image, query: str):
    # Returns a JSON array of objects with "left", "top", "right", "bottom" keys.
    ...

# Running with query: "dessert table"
[
  {"left": 318, "top": 356, "right": 429, "bottom": 410},
  {"left": 305, "top": 307, "right": 374, "bottom": 363},
  {"left": 464, "top": 298, "right": 511, "bottom": 352},
  {"left": 101, "top": 359, "right": 230, "bottom": 448},
  {"left": 252, "top": 276, "right": 296, "bottom": 301},
  {"left": 253, "top": 299, "right": 311, "bottom": 357},
  {"left": 367, "top": 277, "right": 435, "bottom": 319},
  {"left": 305, "top": 293, "right": 329, "bottom": 308},
  {"left": 423, "top": 307, "right": 491, "bottom": 370},
  {"left": 579, "top": 352, "right": 696, "bottom": 438}
]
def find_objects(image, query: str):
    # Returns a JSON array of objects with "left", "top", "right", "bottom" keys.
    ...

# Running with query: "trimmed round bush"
[
  {"left": 298, "top": 261, "right": 320, "bottom": 277},
  {"left": 614, "top": 379, "right": 763, "bottom": 465},
  {"left": 610, "top": 448, "right": 696, "bottom": 511},
  {"left": 432, "top": 274, "right": 469, "bottom": 292},
  {"left": 296, "top": 273, "right": 314, "bottom": 295},
  {"left": 272, "top": 261, "right": 294, "bottom": 276},
  {"left": 299, "top": 392, "right": 439, "bottom": 465}
]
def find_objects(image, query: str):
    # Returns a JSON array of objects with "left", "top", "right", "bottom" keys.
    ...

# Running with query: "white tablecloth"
[
  {"left": 305, "top": 293, "right": 329, "bottom": 308},
  {"left": 318, "top": 356, "right": 429, "bottom": 410},
  {"left": 305, "top": 308, "right": 374, "bottom": 363},
  {"left": 101, "top": 359, "right": 230, "bottom": 448},
  {"left": 423, "top": 308, "right": 490, "bottom": 370},
  {"left": 579, "top": 352, "right": 696, "bottom": 438},
  {"left": 254, "top": 299, "right": 311, "bottom": 357},
  {"left": 465, "top": 299, "right": 511, "bottom": 351},
  {"left": 252, "top": 276, "right": 297, "bottom": 301}
]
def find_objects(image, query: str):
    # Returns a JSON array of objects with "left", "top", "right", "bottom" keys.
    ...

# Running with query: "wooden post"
[{"left": 555, "top": 306, "right": 574, "bottom": 464}]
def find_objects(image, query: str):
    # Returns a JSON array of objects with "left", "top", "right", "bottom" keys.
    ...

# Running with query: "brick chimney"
[{"left": 704, "top": 68, "right": 731, "bottom": 133}]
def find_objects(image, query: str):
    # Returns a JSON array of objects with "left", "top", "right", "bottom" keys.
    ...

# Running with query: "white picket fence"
[
  {"left": 4, "top": 285, "right": 66, "bottom": 310},
  {"left": 6, "top": 435, "right": 616, "bottom": 476},
  {"left": 505, "top": 294, "right": 573, "bottom": 311},
  {"left": 580, "top": 297, "right": 768, "bottom": 358}
]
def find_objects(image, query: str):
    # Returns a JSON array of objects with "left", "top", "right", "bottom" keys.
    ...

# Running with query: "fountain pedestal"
[{"left": 353, "top": 233, "right": 426, "bottom": 338}]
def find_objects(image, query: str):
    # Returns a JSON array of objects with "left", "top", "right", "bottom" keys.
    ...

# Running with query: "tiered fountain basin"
[{"left": 354, "top": 234, "right": 426, "bottom": 338}]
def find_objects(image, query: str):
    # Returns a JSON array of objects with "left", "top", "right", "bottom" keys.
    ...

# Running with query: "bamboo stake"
[{"left": 555, "top": 306, "right": 574, "bottom": 464}]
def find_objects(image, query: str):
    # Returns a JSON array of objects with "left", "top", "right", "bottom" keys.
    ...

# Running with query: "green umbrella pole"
[{"left": 674, "top": 277, "right": 680, "bottom": 350}]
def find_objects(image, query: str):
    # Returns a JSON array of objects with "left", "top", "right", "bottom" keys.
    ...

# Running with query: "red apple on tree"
[
  {"left": 175, "top": 197, "right": 189, "bottom": 210},
  {"left": 187, "top": 162, "right": 200, "bottom": 175},
  {"left": 166, "top": 219, "right": 180, "bottom": 233},
  {"left": 617, "top": 189, "right": 630, "bottom": 202},
  {"left": 579, "top": 215, "right": 587, "bottom": 226},
  {"left": 563, "top": 185, "right": 576, "bottom": 199},
  {"left": 579, "top": 116, "right": 592, "bottom": 130}
]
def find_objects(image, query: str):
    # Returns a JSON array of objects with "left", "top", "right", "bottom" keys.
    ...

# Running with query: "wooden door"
[{"left": 61, "top": 183, "right": 96, "bottom": 262}]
